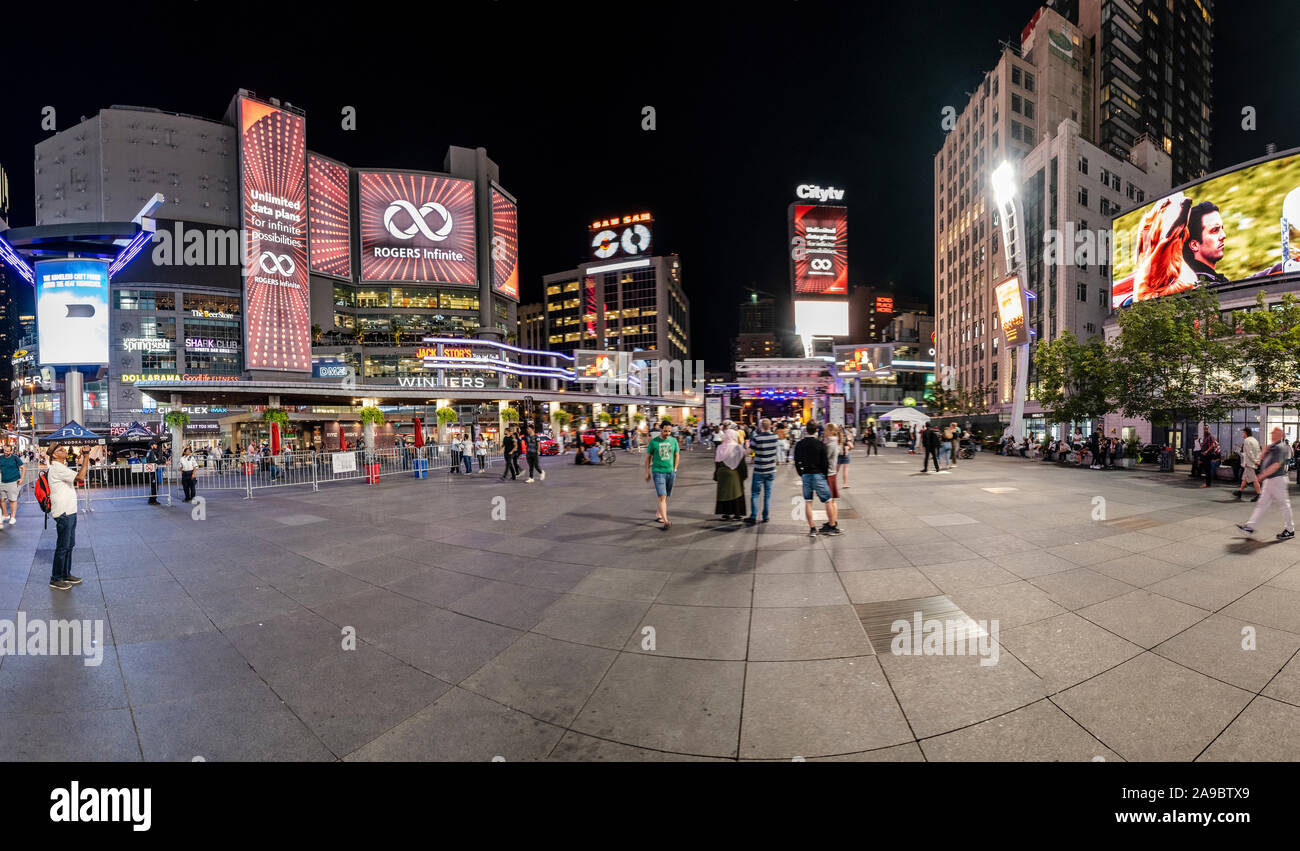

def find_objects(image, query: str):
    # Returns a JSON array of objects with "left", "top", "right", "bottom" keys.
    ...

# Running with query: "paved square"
[{"left": 4, "top": 446, "right": 1300, "bottom": 761}]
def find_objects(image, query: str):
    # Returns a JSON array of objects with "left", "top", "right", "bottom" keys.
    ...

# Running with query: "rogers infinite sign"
[
  {"left": 238, "top": 97, "right": 310, "bottom": 372},
  {"left": 358, "top": 171, "right": 477, "bottom": 285}
]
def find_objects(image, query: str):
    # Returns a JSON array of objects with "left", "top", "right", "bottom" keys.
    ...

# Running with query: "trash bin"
[
  {"left": 413, "top": 457, "right": 428, "bottom": 479},
  {"left": 365, "top": 463, "right": 381, "bottom": 484},
  {"left": 1159, "top": 448, "right": 1174, "bottom": 472}
]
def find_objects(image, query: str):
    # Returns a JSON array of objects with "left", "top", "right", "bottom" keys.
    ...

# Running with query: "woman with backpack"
[{"left": 43, "top": 444, "right": 90, "bottom": 590}]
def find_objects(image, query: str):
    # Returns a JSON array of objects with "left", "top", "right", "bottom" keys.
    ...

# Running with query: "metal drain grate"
[{"left": 854, "top": 595, "right": 986, "bottom": 655}]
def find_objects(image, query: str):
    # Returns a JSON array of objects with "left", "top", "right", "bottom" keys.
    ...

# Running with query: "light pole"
[{"left": 991, "top": 161, "right": 1032, "bottom": 441}]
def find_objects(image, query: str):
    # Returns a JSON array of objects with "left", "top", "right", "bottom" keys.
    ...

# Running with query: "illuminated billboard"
[
  {"left": 35, "top": 258, "right": 110, "bottom": 366},
  {"left": 836, "top": 345, "right": 891, "bottom": 374},
  {"left": 794, "top": 300, "right": 849, "bottom": 336},
  {"left": 1112, "top": 150, "right": 1300, "bottom": 307},
  {"left": 995, "top": 275, "right": 1027, "bottom": 346},
  {"left": 589, "top": 213, "right": 652, "bottom": 260},
  {"left": 358, "top": 171, "right": 477, "bottom": 285},
  {"left": 875, "top": 296, "right": 894, "bottom": 313},
  {"left": 238, "top": 96, "right": 310, "bottom": 372},
  {"left": 491, "top": 187, "right": 520, "bottom": 300},
  {"left": 308, "top": 153, "right": 352, "bottom": 280},
  {"left": 574, "top": 350, "right": 619, "bottom": 382},
  {"left": 790, "top": 204, "right": 848, "bottom": 296}
]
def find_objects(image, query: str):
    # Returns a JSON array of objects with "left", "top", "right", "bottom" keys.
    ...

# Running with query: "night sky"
[{"left": 2, "top": 1, "right": 1296, "bottom": 368}]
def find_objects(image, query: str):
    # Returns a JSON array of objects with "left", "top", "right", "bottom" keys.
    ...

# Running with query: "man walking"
[
  {"left": 523, "top": 426, "right": 544, "bottom": 482},
  {"left": 920, "top": 423, "right": 941, "bottom": 473},
  {"left": 1237, "top": 427, "right": 1295, "bottom": 540},
  {"left": 646, "top": 420, "right": 679, "bottom": 529},
  {"left": 1234, "top": 427, "right": 1262, "bottom": 502},
  {"left": 865, "top": 425, "right": 878, "bottom": 456},
  {"left": 794, "top": 424, "right": 841, "bottom": 537},
  {"left": 744, "top": 418, "right": 778, "bottom": 525},
  {"left": 0, "top": 443, "right": 24, "bottom": 526},
  {"left": 499, "top": 430, "right": 518, "bottom": 481}
]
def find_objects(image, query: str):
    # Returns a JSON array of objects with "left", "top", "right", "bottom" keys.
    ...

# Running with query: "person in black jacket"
[
  {"left": 793, "top": 424, "right": 840, "bottom": 537},
  {"left": 146, "top": 441, "right": 163, "bottom": 504},
  {"left": 920, "top": 425, "right": 941, "bottom": 473},
  {"left": 499, "top": 430, "right": 518, "bottom": 481}
]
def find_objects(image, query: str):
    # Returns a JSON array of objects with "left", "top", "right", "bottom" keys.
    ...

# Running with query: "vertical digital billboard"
[
  {"left": 238, "top": 96, "right": 310, "bottom": 372},
  {"left": 1110, "top": 150, "right": 1300, "bottom": 307},
  {"left": 35, "top": 258, "right": 110, "bottom": 366},
  {"left": 790, "top": 204, "right": 848, "bottom": 296},
  {"left": 995, "top": 275, "right": 1027, "bottom": 346},
  {"left": 307, "top": 153, "right": 352, "bottom": 280},
  {"left": 357, "top": 171, "right": 476, "bottom": 284},
  {"left": 490, "top": 186, "right": 520, "bottom": 300}
]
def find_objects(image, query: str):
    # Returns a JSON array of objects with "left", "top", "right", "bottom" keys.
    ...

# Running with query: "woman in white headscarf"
[{"left": 714, "top": 429, "right": 748, "bottom": 520}]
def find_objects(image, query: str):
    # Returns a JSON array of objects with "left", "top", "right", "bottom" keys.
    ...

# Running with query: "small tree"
[
  {"left": 685, "top": 415, "right": 699, "bottom": 426},
  {"left": 597, "top": 411, "right": 612, "bottom": 425},
  {"left": 1034, "top": 331, "right": 1112, "bottom": 424},
  {"left": 311, "top": 323, "right": 323, "bottom": 344},
  {"left": 554, "top": 410, "right": 572, "bottom": 429}
]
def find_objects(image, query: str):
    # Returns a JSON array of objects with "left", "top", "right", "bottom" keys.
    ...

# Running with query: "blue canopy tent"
[{"left": 38, "top": 420, "right": 104, "bottom": 446}]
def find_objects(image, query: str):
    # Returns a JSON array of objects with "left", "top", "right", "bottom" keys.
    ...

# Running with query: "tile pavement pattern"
[{"left": 2, "top": 445, "right": 1300, "bottom": 761}]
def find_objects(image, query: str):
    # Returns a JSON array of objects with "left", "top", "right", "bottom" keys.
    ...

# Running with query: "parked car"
[
  {"left": 1138, "top": 443, "right": 1165, "bottom": 464},
  {"left": 538, "top": 437, "right": 560, "bottom": 456},
  {"left": 580, "top": 430, "right": 625, "bottom": 447}
]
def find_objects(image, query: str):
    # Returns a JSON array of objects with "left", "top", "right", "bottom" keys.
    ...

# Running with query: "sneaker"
[
  {"left": 1251, "top": 495, "right": 1259, "bottom": 502},
  {"left": 526, "top": 478, "right": 534, "bottom": 483},
  {"left": 1236, "top": 524, "right": 1255, "bottom": 535},
  {"left": 761, "top": 517, "right": 769, "bottom": 523},
  {"left": 823, "top": 525, "right": 844, "bottom": 536},
  {"left": 6, "top": 516, "right": 13, "bottom": 525},
  {"left": 1279, "top": 530, "right": 1296, "bottom": 540},
  {"left": 808, "top": 527, "right": 818, "bottom": 537},
  {"left": 743, "top": 517, "right": 757, "bottom": 526},
  {"left": 49, "top": 579, "right": 72, "bottom": 591},
  {"left": 1232, "top": 491, "right": 1242, "bottom": 500},
  {"left": 64, "top": 575, "right": 83, "bottom": 585},
  {"left": 539, "top": 470, "right": 546, "bottom": 481},
  {"left": 819, "top": 522, "right": 835, "bottom": 532}
]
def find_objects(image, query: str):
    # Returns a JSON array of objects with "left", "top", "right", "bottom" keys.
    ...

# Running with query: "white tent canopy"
[{"left": 877, "top": 407, "right": 930, "bottom": 425}]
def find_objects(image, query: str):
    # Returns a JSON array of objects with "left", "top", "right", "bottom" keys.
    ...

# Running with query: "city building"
[
  {"left": 517, "top": 301, "right": 547, "bottom": 390},
  {"left": 849, "top": 285, "right": 928, "bottom": 343},
  {"left": 934, "top": 5, "right": 1173, "bottom": 414},
  {"left": 886, "top": 311, "right": 935, "bottom": 346},
  {"left": 1049, "top": 0, "right": 1215, "bottom": 185}
]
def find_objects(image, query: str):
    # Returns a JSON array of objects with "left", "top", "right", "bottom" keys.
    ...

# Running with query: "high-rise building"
[
  {"left": 933, "top": 6, "right": 1172, "bottom": 409},
  {"left": 517, "top": 301, "right": 547, "bottom": 389},
  {"left": 849, "top": 285, "right": 928, "bottom": 343},
  {"left": 1054, "top": 0, "right": 1215, "bottom": 185},
  {"left": 738, "top": 295, "right": 776, "bottom": 334}
]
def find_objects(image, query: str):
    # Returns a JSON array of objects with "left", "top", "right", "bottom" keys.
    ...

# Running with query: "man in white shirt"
[
  {"left": 48, "top": 444, "right": 90, "bottom": 590},
  {"left": 1234, "top": 427, "right": 1262, "bottom": 502},
  {"left": 1238, "top": 427, "right": 1295, "bottom": 540}
]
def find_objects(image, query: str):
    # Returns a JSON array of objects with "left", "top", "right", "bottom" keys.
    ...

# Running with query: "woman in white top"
[
  {"left": 179, "top": 445, "right": 199, "bottom": 503},
  {"left": 48, "top": 444, "right": 90, "bottom": 590},
  {"left": 475, "top": 435, "right": 488, "bottom": 472}
]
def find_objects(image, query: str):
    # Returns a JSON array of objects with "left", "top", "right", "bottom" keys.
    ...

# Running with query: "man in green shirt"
[{"left": 645, "top": 420, "right": 680, "bottom": 529}]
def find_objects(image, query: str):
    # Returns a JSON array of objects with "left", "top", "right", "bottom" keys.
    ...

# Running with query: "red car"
[
  {"left": 538, "top": 437, "right": 560, "bottom": 456},
  {"left": 581, "top": 430, "right": 626, "bottom": 448}
]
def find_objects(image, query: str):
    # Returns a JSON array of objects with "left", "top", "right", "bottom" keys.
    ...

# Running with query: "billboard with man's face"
[{"left": 1111, "top": 150, "right": 1300, "bottom": 308}]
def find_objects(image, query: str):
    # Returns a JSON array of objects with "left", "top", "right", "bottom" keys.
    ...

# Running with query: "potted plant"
[
  {"left": 685, "top": 415, "right": 699, "bottom": 427},
  {"left": 597, "top": 411, "right": 612, "bottom": 426},
  {"left": 435, "top": 406, "right": 457, "bottom": 443},
  {"left": 359, "top": 406, "right": 385, "bottom": 480}
]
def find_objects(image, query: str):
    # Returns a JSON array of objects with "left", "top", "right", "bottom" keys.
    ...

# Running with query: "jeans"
[
  {"left": 526, "top": 452, "right": 541, "bottom": 478},
  {"left": 749, "top": 471, "right": 774, "bottom": 520},
  {"left": 922, "top": 446, "right": 941, "bottom": 471},
  {"left": 800, "top": 473, "right": 831, "bottom": 503},
  {"left": 182, "top": 471, "right": 196, "bottom": 501},
  {"left": 463, "top": 454, "right": 473, "bottom": 474},
  {"left": 52, "top": 512, "right": 77, "bottom": 581},
  {"left": 477, "top": 454, "right": 486, "bottom": 471},
  {"left": 938, "top": 443, "right": 951, "bottom": 467},
  {"left": 652, "top": 471, "right": 676, "bottom": 497}
]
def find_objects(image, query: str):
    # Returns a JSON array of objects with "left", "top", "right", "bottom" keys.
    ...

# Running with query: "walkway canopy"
[
  {"left": 877, "top": 407, "right": 930, "bottom": 425},
  {"left": 39, "top": 421, "right": 104, "bottom": 446}
]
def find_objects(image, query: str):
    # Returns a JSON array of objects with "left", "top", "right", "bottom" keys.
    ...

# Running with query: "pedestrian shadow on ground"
[{"left": 1224, "top": 538, "right": 1288, "bottom": 554}]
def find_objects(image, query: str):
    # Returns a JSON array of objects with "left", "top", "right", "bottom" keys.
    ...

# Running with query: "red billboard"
[
  {"left": 239, "top": 97, "right": 310, "bottom": 372},
  {"left": 490, "top": 187, "right": 519, "bottom": 300},
  {"left": 791, "top": 204, "right": 848, "bottom": 296},
  {"left": 307, "top": 153, "right": 352, "bottom": 280},
  {"left": 357, "top": 171, "right": 477, "bottom": 284}
]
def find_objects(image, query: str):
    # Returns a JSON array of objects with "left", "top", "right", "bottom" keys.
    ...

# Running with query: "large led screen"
[
  {"left": 790, "top": 204, "right": 848, "bottom": 296},
  {"left": 358, "top": 171, "right": 476, "bottom": 284},
  {"left": 1112, "top": 150, "right": 1300, "bottom": 308},
  {"left": 308, "top": 154, "right": 352, "bottom": 279},
  {"left": 996, "top": 276, "right": 1027, "bottom": 346},
  {"left": 36, "top": 258, "right": 110, "bottom": 366},
  {"left": 491, "top": 187, "right": 520, "bottom": 300},
  {"left": 239, "top": 97, "right": 310, "bottom": 372}
]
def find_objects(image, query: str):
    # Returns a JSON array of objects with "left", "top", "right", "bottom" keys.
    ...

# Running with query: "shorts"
[
  {"left": 0, "top": 481, "right": 17, "bottom": 502},
  {"left": 801, "top": 473, "right": 832, "bottom": 503},
  {"left": 838, "top": 454, "right": 850, "bottom": 465},
  {"left": 652, "top": 471, "right": 676, "bottom": 497},
  {"left": 1242, "top": 467, "right": 1258, "bottom": 484}
]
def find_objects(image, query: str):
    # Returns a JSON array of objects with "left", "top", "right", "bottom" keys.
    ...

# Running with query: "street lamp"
[{"left": 991, "top": 160, "right": 1030, "bottom": 441}]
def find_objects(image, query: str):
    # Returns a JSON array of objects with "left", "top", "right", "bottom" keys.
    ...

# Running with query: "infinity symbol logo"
[
  {"left": 383, "top": 200, "right": 453, "bottom": 241},
  {"left": 258, "top": 251, "right": 296, "bottom": 276}
]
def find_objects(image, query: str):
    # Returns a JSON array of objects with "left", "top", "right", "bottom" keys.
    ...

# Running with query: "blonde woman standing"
[{"left": 824, "top": 424, "right": 843, "bottom": 500}]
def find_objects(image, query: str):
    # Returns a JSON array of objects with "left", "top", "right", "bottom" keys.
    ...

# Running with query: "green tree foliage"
[
  {"left": 1231, "top": 291, "right": 1300, "bottom": 406},
  {"left": 1034, "top": 331, "right": 1111, "bottom": 423}
]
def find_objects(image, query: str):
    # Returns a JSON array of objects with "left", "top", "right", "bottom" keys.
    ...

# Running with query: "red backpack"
[{"left": 34, "top": 470, "right": 52, "bottom": 513}]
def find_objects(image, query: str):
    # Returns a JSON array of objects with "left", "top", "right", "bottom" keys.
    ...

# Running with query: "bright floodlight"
[{"left": 991, "top": 161, "right": 1017, "bottom": 206}]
